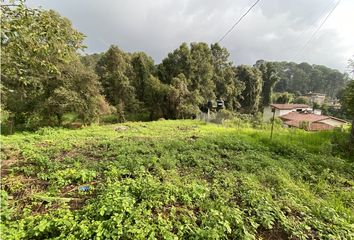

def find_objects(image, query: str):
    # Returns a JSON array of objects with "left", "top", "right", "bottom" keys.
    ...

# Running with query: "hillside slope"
[{"left": 1, "top": 120, "right": 354, "bottom": 239}]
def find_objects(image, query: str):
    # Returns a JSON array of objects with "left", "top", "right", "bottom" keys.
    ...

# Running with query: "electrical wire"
[
  {"left": 280, "top": 0, "right": 337, "bottom": 53},
  {"left": 217, "top": 0, "right": 262, "bottom": 43},
  {"left": 293, "top": 0, "right": 341, "bottom": 61}
]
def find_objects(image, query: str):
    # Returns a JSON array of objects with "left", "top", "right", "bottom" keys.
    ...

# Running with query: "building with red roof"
[
  {"left": 279, "top": 112, "right": 347, "bottom": 131},
  {"left": 263, "top": 104, "right": 348, "bottom": 131},
  {"left": 263, "top": 104, "right": 312, "bottom": 122}
]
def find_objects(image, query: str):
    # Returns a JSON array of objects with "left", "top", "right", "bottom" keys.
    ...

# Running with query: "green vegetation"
[
  {"left": 1, "top": 2, "right": 105, "bottom": 132},
  {"left": 1, "top": 120, "right": 353, "bottom": 239},
  {"left": 272, "top": 62, "right": 350, "bottom": 98},
  {"left": 340, "top": 80, "right": 354, "bottom": 145}
]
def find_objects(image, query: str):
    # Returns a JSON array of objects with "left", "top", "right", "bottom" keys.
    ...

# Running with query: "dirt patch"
[
  {"left": 256, "top": 223, "right": 293, "bottom": 240},
  {"left": 60, "top": 181, "right": 98, "bottom": 210},
  {"left": 188, "top": 135, "right": 199, "bottom": 141},
  {"left": 56, "top": 150, "right": 79, "bottom": 162},
  {"left": 1, "top": 147, "right": 23, "bottom": 176},
  {"left": 3, "top": 175, "right": 49, "bottom": 199},
  {"left": 177, "top": 126, "right": 199, "bottom": 131},
  {"left": 114, "top": 125, "right": 129, "bottom": 132},
  {"left": 31, "top": 202, "right": 61, "bottom": 215}
]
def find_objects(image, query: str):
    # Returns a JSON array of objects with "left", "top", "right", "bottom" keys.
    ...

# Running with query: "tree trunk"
[
  {"left": 56, "top": 114, "right": 63, "bottom": 126},
  {"left": 350, "top": 118, "right": 354, "bottom": 145},
  {"left": 117, "top": 101, "right": 126, "bottom": 123},
  {"left": 8, "top": 117, "right": 14, "bottom": 135}
]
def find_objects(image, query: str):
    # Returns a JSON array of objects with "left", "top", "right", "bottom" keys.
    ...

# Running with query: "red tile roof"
[
  {"left": 271, "top": 104, "right": 309, "bottom": 110},
  {"left": 283, "top": 120, "right": 334, "bottom": 131},
  {"left": 280, "top": 112, "right": 347, "bottom": 131},
  {"left": 280, "top": 112, "right": 328, "bottom": 122}
]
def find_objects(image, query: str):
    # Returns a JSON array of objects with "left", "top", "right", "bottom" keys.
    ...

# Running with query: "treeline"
[
  {"left": 272, "top": 62, "right": 350, "bottom": 98},
  {"left": 84, "top": 44, "right": 280, "bottom": 122},
  {"left": 1, "top": 2, "right": 352, "bottom": 133}
]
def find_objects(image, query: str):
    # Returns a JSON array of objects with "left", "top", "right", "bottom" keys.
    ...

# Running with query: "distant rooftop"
[
  {"left": 306, "top": 92, "right": 326, "bottom": 96},
  {"left": 280, "top": 112, "right": 327, "bottom": 122},
  {"left": 270, "top": 104, "right": 309, "bottom": 110}
]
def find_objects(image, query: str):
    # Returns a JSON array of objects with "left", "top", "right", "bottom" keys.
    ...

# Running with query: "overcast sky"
[{"left": 27, "top": 0, "right": 354, "bottom": 72}]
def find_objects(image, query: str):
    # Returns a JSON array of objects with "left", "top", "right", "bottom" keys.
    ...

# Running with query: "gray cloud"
[{"left": 27, "top": 0, "right": 354, "bottom": 71}]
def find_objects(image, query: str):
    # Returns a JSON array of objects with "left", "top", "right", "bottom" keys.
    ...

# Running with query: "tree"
[
  {"left": 144, "top": 75, "right": 170, "bottom": 120},
  {"left": 341, "top": 80, "right": 354, "bottom": 145},
  {"left": 81, "top": 53, "right": 104, "bottom": 69},
  {"left": 211, "top": 43, "right": 244, "bottom": 110},
  {"left": 40, "top": 61, "right": 103, "bottom": 125},
  {"left": 96, "top": 45, "right": 137, "bottom": 122},
  {"left": 271, "top": 61, "right": 349, "bottom": 98},
  {"left": 158, "top": 42, "right": 191, "bottom": 84},
  {"left": 257, "top": 61, "right": 279, "bottom": 107},
  {"left": 131, "top": 52, "right": 155, "bottom": 103},
  {"left": 236, "top": 65, "right": 262, "bottom": 114},
  {"left": 1, "top": 2, "right": 88, "bottom": 128},
  {"left": 343, "top": 57, "right": 354, "bottom": 144},
  {"left": 168, "top": 74, "right": 199, "bottom": 119},
  {"left": 189, "top": 42, "right": 215, "bottom": 102},
  {"left": 272, "top": 92, "right": 294, "bottom": 104},
  {"left": 159, "top": 42, "right": 215, "bottom": 107},
  {"left": 292, "top": 96, "right": 309, "bottom": 105}
]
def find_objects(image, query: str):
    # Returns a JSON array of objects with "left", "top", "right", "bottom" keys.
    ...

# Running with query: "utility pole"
[{"left": 270, "top": 107, "right": 275, "bottom": 140}]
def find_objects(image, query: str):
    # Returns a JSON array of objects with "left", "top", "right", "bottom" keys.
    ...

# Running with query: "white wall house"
[
  {"left": 318, "top": 118, "right": 347, "bottom": 128},
  {"left": 263, "top": 104, "right": 311, "bottom": 122}
]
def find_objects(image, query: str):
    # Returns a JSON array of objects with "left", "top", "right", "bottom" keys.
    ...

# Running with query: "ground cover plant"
[{"left": 1, "top": 120, "right": 354, "bottom": 239}]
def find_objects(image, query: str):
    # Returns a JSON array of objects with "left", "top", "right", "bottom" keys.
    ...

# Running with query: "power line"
[
  {"left": 294, "top": 0, "right": 341, "bottom": 61},
  {"left": 217, "top": 0, "right": 262, "bottom": 43},
  {"left": 280, "top": 0, "right": 337, "bottom": 54}
]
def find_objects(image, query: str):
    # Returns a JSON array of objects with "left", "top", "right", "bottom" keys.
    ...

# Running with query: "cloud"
[{"left": 27, "top": 0, "right": 354, "bottom": 72}]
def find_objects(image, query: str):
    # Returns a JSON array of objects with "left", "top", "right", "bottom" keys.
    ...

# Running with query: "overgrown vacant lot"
[{"left": 1, "top": 120, "right": 353, "bottom": 239}]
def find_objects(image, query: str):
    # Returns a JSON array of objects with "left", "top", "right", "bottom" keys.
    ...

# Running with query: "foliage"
[
  {"left": 81, "top": 53, "right": 104, "bottom": 69},
  {"left": 211, "top": 43, "right": 245, "bottom": 110},
  {"left": 144, "top": 75, "right": 170, "bottom": 120},
  {"left": 292, "top": 96, "right": 310, "bottom": 105},
  {"left": 96, "top": 45, "right": 137, "bottom": 122},
  {"left": 131, "top": 52, "right": 155, "bottom": 104},
  {"left": 236, "top": 65, "right": 262, "bottom": 114},
  {"left": 255, "top": 60, "right": 280, "bottom": 107},
  {"left": 271, "top": 61, "right": 350, "bottom": 98},
  {"left": 272, "top": 92, "right": 294, "bottom": 104},
  {"left": 158, "top": 42, "right": 191, "bottom": 85},
  {"left": 41, "top": 61, "right": 103, "bottom": 125},
  {"left": 168, "top": 74, "right": 199, "bottom": 119},
  {"left": 1, "top": 1, "right": 103, "bottom": 131},
  {"left": 158, "top": 42, "right": 244, "bottom": 111},
  {"left": 340, "top": 80, "right": 354, "bottom": 144},
  {"left": 189, "top": 42, "right": 215, "bottom": 101},
  {"left": 1, "top": 120, "right": 353, "bottom": 239}
]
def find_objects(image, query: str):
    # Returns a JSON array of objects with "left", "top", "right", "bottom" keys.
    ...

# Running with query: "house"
[
  {"left": 279, "top": 112, "right": 348, "bottom": 131},
  {"left": 305, "top": 92, "right": 326, "bottom": 105},
  {"left": 327, "top": 99, "right": 342, "bottom": 110},
  {"left": 263, "top": 104, "right": 312, "bottom": 122}
]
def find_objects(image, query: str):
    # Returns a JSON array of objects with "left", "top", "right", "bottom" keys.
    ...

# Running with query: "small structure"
[
  {"left": 202, "top": 99, "right": 224, "bottom": 113},
  {"left": 327, "top": 99, "right": 342, "bottom": 110},
  {"left": 263, "top": 104, "right": 311, "bottom": 122},
  {"left": 199, "top": 99, "right": 225, "bottom": 123},
  {"left": 279, "top": 112, "right": 348, "bottom": 131},
  {"left": 216, "top": 99, "right": 224, "bottom": 111}
]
